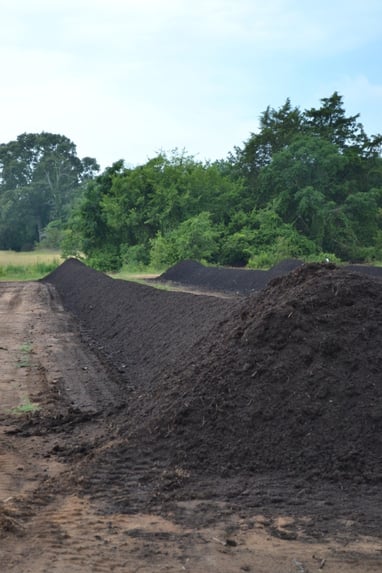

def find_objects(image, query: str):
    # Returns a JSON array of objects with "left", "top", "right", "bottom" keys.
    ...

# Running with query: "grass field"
[{"left": 0, "top": 250, "right": 63, "bottom": 280}]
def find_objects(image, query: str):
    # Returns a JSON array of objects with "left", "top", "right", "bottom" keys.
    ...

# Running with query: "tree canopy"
[
  {"left": 62, "top": 92, "right": 382, "bottom": 270},
  {"left": 2, "top": 93, "right": 382, "bottom": 268},
  {"left": 0, "top": 132, "right": 99, "bottom": 250}
]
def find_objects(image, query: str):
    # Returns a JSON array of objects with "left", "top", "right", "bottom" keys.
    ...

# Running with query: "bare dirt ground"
[{"left": 0, "top": 277, "right": 381, "bottom": 572}]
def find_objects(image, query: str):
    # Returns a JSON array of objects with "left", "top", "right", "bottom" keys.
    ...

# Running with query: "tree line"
[{"left": 1, "top": 92, "right": 382, "bottom": 269}]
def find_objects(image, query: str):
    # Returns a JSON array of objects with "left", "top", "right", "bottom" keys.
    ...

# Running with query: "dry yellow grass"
[
  {"left": 0, "top": 250, "right": 63, "bottom": 280},
  {"left": 0, "top": 250, "right": 63, "bottom": 266}
]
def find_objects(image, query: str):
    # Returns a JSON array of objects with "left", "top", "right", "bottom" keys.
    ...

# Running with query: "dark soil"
[
  {"left": 42, "top": 259, "right": 382, "bottom": 533},
  {"left": 155, "top": 258, "right": 304, "bottom": 293},
  {"left": 151, "top": 263, "right": 382, "bottom": 483},
  {"left": 43, "top": 259, "right": 235, "bottom": 393},
  {"left": 155, "top": 258, "right": 382, "bottom": 293}
]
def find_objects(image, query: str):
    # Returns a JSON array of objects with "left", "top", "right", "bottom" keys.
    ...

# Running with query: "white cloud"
[{"left": 0, "top": 1, "right": 382, "bottom": 166}]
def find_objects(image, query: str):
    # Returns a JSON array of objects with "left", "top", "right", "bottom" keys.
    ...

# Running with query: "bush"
[
  {"left": 150, "top": 233, "right": 179, "bottom": 268},
  {"left": 246, "top": 210, "right": 319, "bottom": 268},
  {"left": 219, "top": 229, "right": 255, "bottom": 266},
  {"left": 86, "top": 249, "right": 122, "bottom": 272},
  {"left": 120, "top": 243, "right": 150, "bottom": 268},
  {"left": 150, "top": 212, "right": 220, "bottom": 267}
]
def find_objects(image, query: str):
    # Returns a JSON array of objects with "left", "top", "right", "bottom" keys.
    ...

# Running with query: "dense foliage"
[
  {"left": 0, "top": 132, "right": 99, "bottom": 250},
  {"left": 2, "top": 93, "right": 382, "bottom": 268},
  {"left": 63, "top": 92, "right": 382, "bottom": 270}
]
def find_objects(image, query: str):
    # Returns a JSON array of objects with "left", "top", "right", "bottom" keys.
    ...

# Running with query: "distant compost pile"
[
  {"left": 155, "top": 258, "right": 304, "bottom": 293},
  {"left": 155, "top": 258, "right": 382, "bottom": 293},
  {"left": 44, "top": 259, "right": 382, "bottom": 490}
]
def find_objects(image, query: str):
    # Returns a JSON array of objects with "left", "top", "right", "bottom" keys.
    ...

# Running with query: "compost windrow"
[
  {"left": 43, "top": 260, "right": 382, "bottom": 492},
  {"left": 155, "top": 258, "right": 382, "bottom": 293}
]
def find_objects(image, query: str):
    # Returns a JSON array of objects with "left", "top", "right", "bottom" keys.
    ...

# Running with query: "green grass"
[
  {"left": 0, "top": 250, "right": 63, "bottom": 280},
  {"left": 11, "top": 398, "right": 40, "bottom": 415},
  {"left": 110, "top": 262, "right": 163, "bottom": 280},
  {"left": 109, "top": 264, "right": 160, "bottom": 281},
  {"left": 108, "top": 264, "right": 174, "bottom": 290},
  {"left": 17, "top": 341, "right": 32, "bottom": 368},
  {"left": 20, "top": 342, "right": 32, "bottom": 353}
]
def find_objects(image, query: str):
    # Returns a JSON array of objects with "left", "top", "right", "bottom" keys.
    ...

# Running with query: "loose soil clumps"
[
  {"left": 149, "top": 263, "right": 382, "bottom": 484},
  {"left": 44, "top": 260, "right": 382, "bottom": 491}
]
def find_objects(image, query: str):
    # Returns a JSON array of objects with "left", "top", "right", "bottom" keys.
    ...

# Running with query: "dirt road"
[{"left": 0, "top": 280, "right": 381, "bottom": 572}]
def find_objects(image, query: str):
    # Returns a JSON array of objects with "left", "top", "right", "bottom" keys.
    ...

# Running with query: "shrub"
[{"left": 87, "top": 249, "right": 122, "bottom": 272}]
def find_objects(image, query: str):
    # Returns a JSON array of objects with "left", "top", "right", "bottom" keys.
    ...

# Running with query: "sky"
[{"left": 1, "top": 0, "right": 382, "bottom": 169}]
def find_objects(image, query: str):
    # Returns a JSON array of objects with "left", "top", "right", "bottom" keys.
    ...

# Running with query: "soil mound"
[
  {"left": 157, "top": 258, "right": 382, "bottom": 294},
  {"left": 147, "top": 263, "right": 382, "bottom": 483},
  {"left": 156, "top": 259, "right": 303, "bottom": 293},
  {"left": 43, "top": 258, "right": 235, "bottom": 391},
  {"left": 345, "top": 263, "right": 382, "bottom": 278},
  {"left": 44, "top": 260, "right": 382, "bottom": 488}
]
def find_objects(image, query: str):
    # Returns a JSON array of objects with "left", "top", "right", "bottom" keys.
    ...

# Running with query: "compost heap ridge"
[
  {"left": 160, "top": 262, "right": 382, "bottom": 482},
  {"left": 44, "top": 259, "right": 382, "bottom": 483},
  {"left": 157, "top": 259, "right": 382, "bottom": 293},
  {"left": 43, "top": 258, "right": 235, "bottom": 391},
  {"left": 156, "top": 258, "right": 304, "bottom": 293}
]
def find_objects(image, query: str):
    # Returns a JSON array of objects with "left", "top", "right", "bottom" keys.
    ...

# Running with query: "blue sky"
[{"left": 1, "top": 0, "right": 381, "bottom": 168}]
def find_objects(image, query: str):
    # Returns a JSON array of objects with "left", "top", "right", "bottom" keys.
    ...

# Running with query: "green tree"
[
  {"left": 294, "top": 186, "right": 328, "bottom": 246},
  {"left": 65, "top": 93, "right": 382, "bottom": 269},
  {"left": 76, "top": 151, "right": 242, "bottom": 269},
  {"left": 304, "top": 92, "right": 364, "bottom": 150},
  {"left": 246, "top": 208, "right": 318, "bottom": 268},
  {"left": 72, "top": 161, "right": 124, "bottom": 269},
  {"left": 150, "top": 212, "right": 220, "bottom": 267},
  {"left": 0, "top": 132, "right": 99, "bottom": 250},
  {"left": 252, "top": 133, "right": 382, "bottom": 259},
  {"left": 343, "top": 191, "right": 379, "bottom": 245},
  {"left": 256, "top": 135, "right": 346, "bottom": 213},
  {"left": 232, "top": 98, "right": 303, "bottom": 187}
]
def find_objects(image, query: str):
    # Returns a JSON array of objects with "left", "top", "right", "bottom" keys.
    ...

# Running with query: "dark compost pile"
[
  {"left": 43, "top": 259, "right": 234, "bottom": 390},
  {"left": 155, "top": 258, "right": 382, "bottom": 293},
  {"left": 155, "top": 258, "right": 304, "bottom": 293},
  {"left": 44, "top": 259, "right": 382, "bottom": 493}
]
